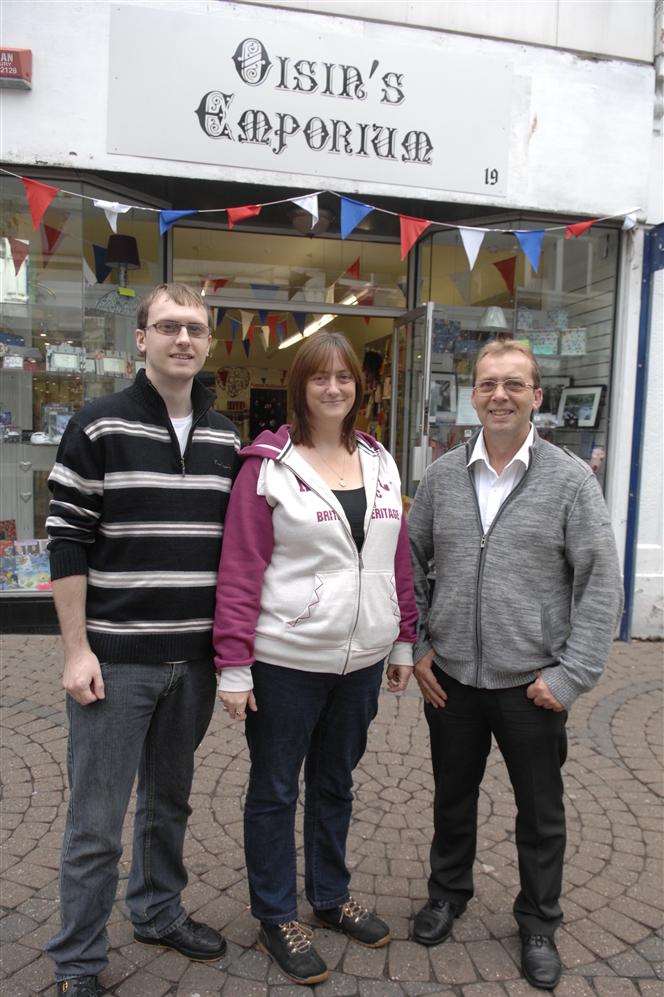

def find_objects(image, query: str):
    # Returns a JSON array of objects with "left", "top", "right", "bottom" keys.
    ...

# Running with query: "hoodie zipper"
[{"left": 467, "top": 449, "right": 534, "bottom": 687}]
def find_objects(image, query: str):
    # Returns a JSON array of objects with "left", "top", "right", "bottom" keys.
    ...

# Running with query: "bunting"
[
  {"left": 291, "top": 194, "right": 319, "bottom": 229},
  {"left": 292, "top": 312, "right": 307, "bottom": 334},
  {"left": 227, "top": 204, "right": 261, "bottom": 229},
  {"left": 267, "top": 315, "right": 282, "bottom": 342},
  {"left": 230, "top": 319, "right": 241, "bottom": 339},
  {"left": 459, "top": 228, "right": 485, "bottom": 270},
  {"left": 21, "top": 177, "right": 58, "bottom": 230},
  {"left": 225, "top": 340, "right": 234, "bottom": 356},
  {"left": 622, "top": 212, "right": 638, "bottom": 231},
  {"left": 240, "top": 310, "right": 254, "bottom": 339},
  {"left": 7, "top": 237, "right": 29, "bottom": 276},
  {"left": 159, "top": 210, "right": 197, "bottom": 236},
  {"left": 565, "top": 219, "right": 597, "bottom": 239},
  {"left": 41, "top": 224, "right": 65, "bottom": 265},
  {"left": 215, "top": 307, "right": 226, "bottom": 328},
  {"left": 93, "top": 199, "right": 131, "bottom": 233},
  {"left": 340, "top": 197, "right": 372, "bottom": 239},
  {"left": 92, "top": 244, "right": 112, "bottom": 284},
  {"left": 514, "top": 231, "right": 545, "bottom": 273},
  {"left": 259, "top": 326, "right": 270, "bottom": 350},
  {"left": 211, "top": 278, "right": 229, "bottom": 292},
  {"left": 276, "top": 321, "right": 287, "bottom": 344},
  {"left": 242, "top": 338, "right": 251, "bottom": 357},
  {"left": 344, "top": 257, "right": 361, "bottom": 280},
  {"left": 83, "top": 258, "right": 97, "bottom": 286},
  {"left": 400, "top": 215, "right": 430, "bottom": 260},
  {"left": 493, "top": 256, "right": 517, "bottom": 294},
  {"left": 449, "top": 271, "right": 472, "bottom": 304}
]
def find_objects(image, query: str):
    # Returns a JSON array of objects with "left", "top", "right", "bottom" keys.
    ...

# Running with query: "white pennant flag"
[
  {"left": 240, "top": 310, "right": 254, "bottom": 340},
  {"left": 291, "top": 194, "right": 319, "bottom": 229},
  {"left": 260, "top": 326, "right": 270, "bottom": 351},
  {"left": 83, "top": 259, "right": 97, "bottom": 286},
  {"left": 459, "top": 227, "right": 485, "bottom": 270},
  {"left": 93, "top": 199, "right": 132, "bottom": 233},
  {"left": 622, "top": 212, "right": 638, "bottom": 231}
]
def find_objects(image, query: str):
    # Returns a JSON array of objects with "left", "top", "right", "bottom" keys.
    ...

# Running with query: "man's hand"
[
  {"left": 526, "top": 672, "right": 565, "bottom": 712},
  {"left": 62, "top": 650, "right": 105, "bottom": 705},
  {"left": 218, "top": 689, "right": 257, "bottom": 721},
  {"left": 414, "top": 650, "right": 447, "bottom": 708},
  {"left": 386, "top": 664, "right": 412, "bottom": 693}
]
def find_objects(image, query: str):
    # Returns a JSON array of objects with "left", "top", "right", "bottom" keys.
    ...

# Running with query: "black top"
[{"left": 333, "top": 486, "right": 367, "bottom": 552}]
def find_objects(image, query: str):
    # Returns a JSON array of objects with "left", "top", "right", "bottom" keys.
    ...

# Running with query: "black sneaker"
[
  {"left": 56, "top": 978, "right": 102, "bottom": 996},
  {"left": 315, "top": 897, "right": 390, "bottom": 948},
  {"left": 257, "top": 920, "right": 329, "bottom": 985},
  {"left": 134, "top": 915, "right": 226, "bottom": 961}
]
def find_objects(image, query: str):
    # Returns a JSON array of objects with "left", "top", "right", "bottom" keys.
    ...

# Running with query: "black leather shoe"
[
  {"left": 315, "top": 897, "right": 390, "bottom": 948},
  {"left": 134, "top": 915, "right": 227, "bottom": 961},
  {"left": 257, "top": 920, "right": 329, "bottom": 985},
  {"left": 412, "top": 899, "right": 465, "bottom": 946},
  {"left": 56, "top": 978, "right": 102, "bottom": 996},
  {"left": 520, "top": 934, "right": 562, "bottom": 990}
]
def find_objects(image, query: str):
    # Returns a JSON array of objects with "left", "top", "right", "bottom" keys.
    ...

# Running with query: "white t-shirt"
[{"left": 171, "top": 413, "right": 193, "bottom": 456}]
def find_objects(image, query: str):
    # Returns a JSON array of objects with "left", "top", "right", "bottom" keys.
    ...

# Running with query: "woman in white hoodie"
[{"left": 213, "top": 330, "right": 417, "bottom": 986}]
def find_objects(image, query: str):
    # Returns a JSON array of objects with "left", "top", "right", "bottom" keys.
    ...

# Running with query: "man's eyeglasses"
[
  {"left": 145, "top": 321, "right": 210, "bottom": 339},
  {"left": 474, "top": 378, "right": 536, "bottom": 395}
]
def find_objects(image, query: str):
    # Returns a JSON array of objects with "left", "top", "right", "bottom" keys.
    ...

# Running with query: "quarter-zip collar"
[{"left": 128, "top": 368, "right": 214, "bottom": 423}]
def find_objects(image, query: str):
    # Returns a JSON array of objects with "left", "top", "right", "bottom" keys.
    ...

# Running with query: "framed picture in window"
[
  {"left": 557, "top": 385, "right": 604, "bottom": 429},
  {"left": 429, "top": 373, "right": 457, "bottom": 424}
]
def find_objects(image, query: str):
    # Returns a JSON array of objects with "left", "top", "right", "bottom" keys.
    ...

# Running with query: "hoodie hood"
[{"left": 239, "top": 424, "right": 381, "bottom": 462}]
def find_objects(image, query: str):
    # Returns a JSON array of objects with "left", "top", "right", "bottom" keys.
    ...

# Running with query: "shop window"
[
  {"left": 418, "top": 224, "right": 619, "bottom": 490},
  {"left": 0, "top": 175, "right": 162, "bottom": 594}
]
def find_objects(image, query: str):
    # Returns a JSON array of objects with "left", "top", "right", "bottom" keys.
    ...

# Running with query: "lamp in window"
[
  {"left": 93, "top": 235, "right": 141, "bottom": 316},
  {"left": 478, "top": 306, "right": 508, "bottom": 331}
]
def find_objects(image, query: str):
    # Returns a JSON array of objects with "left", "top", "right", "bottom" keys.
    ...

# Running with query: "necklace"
[{"left": 314, "top": 447, "right": 348, "bottom": 488}]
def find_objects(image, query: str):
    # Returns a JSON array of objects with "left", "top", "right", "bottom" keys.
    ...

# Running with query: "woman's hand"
[
  {"left": 218, "top": 689, "right": 257, "bottom": 721},
  {"left": 386, "top": 664, "right": 413, "bottom": 693}
]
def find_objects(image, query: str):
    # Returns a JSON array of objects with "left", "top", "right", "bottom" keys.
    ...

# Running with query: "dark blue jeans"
[
  {"left": 46, "top": 659, "right": 216, "bottom": 981},
  {"left": 244, "top": 659, "right": 384, "bottom": 924}
]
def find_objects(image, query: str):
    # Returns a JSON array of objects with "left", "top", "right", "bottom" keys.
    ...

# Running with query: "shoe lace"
[
  {"left": 340, "top": 898, "right": 369, "bottom": 924},
  {"left": 61, "top": 979, "right": 98, "bottom": 997},
  {"left": 525, "top": 934, "right": 553, "bottom": 948},
  {"left": 279, "top": 920, "right": 313, "bottom": 954}
]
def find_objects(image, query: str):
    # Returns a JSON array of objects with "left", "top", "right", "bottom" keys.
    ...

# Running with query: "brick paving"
[{"left": 0, "top": 637, "right": 662, "bottom": 996}]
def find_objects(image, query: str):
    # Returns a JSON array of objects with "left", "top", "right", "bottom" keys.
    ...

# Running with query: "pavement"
[{"left": 0, "top": 636, "right": 662, "bottom": 997}]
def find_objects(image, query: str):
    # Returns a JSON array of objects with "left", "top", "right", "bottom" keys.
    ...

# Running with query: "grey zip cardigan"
[{"left": 407, "top": 430, "right": 623, "bottom": 710}]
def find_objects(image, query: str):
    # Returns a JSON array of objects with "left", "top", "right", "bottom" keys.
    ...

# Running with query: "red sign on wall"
[{"left": 0, "top": 49, "right": 32, "bottom": 90}]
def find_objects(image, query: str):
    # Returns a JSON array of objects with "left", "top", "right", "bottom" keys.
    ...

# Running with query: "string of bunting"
[{"left": 2, "top": 169, "right": 641, "bottom": 278}]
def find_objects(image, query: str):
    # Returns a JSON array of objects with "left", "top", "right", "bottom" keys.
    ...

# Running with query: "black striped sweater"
[{"left": 46, "top": 370, "right": 240, "bottom": 664}]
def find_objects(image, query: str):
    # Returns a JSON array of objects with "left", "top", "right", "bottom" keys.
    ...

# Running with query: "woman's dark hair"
[{"left": 289, "top": 331, "right": 363, "bottom": 452}]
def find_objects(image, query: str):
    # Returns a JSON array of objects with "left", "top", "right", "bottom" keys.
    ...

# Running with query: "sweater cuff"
[
  {"left": 388, "top": 641, "right": 414, "bottom": 666},
  {"left": 539, "top": 663, "right": 579, "bottom": 711},
  {"left": 218, "top": 666, "right": 254, "bottom": 692},
  {"left": 413, "top": 638, "right": 433, "bottom": 665},
  {"left": 48, "top": 543, "right": 89, "bottom": 581}
]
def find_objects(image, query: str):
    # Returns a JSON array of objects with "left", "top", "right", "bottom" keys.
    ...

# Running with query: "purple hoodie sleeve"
[
  {"left": 394, "top": 511, "right": 418, "bottom": 644},
  {"left": 213, "top": 458, "right": 274, "bottom": 670}
]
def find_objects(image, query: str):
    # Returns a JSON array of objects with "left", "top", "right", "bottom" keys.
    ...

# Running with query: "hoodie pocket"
[
  {"left": 285, "top": 570, "right": 357, "bottom": 645},
  {"left": 353, "top": 571, "right": 401, "bottom": 652}
]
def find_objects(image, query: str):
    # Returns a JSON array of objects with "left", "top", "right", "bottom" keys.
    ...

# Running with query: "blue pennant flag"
[
  {"left": 258, "top": 309, "right": 268, "bottom": 325},
  {"left": 159, "top": 210, "right": 197, "bottom": 236},
  {"left": 215, "top": 307, "right": 226, "bottom": 328},
  {"left": 292, "top": 312, "right": 307, "bottom": 334},
  {"left": 242, "top": 338, "right": 251, "bottom": 357},
  {"left": 340, "top": 197, "right": 373, "bottom": 239},
  {"left": 230, "top": 319, "right": 240, "bottom": 340},
  {"left": 250, "top": 282, "right": 279, "bottom": 299},
  {"left": 514, "top": 230, "right": 545, "bottom": 273},
  {"left": 92, "top": 244, "right": 112, "bottom": 284}
]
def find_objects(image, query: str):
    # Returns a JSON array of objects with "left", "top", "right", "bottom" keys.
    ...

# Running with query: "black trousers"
[{"left": 425, "top": 667, "right": 567, "bottom": 936}]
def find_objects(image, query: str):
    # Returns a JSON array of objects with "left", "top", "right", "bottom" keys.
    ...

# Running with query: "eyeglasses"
[
  {"left": 474, "top": 378, "right": 536, "bottom": 395},
  {"left": 145, "top": 321, "right": 210, "bottom": 339}
]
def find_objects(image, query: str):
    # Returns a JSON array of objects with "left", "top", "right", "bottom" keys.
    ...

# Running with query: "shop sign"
[
  {"left": 0, "top": 48, "right": 32, "bottom": 90},
  {"left": 108, "top": 5, "right": 512, "bottom": 198}
]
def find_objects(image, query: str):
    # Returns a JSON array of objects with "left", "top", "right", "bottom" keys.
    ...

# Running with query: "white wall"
[
  {"left": 1, "top": 1, "right": 654, "bottom": 217},
  {"left": 242, "top": 0, "right": 655, "bottom": 63}
]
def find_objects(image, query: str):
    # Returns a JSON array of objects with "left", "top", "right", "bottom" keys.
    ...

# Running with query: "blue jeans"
[
  {"left": 46, "top": 659, "right": 216, "bottom": 981},
  {"left": 244, "top": 659, "right": 384, "bottom": 924}
]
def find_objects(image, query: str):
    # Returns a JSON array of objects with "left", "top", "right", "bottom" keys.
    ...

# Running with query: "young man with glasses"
[
  {"left": 408, "top": 341, "right": 623, "bottom": 990},
  {"left": 45, "top": 283, "right": 240, "bottom": 996}
]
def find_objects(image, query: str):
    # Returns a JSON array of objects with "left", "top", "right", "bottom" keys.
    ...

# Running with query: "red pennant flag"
[
  {"left": 565, "top": 219, "right": 597, "bottom": 239},
  {"left": 493, "top": 256, "right": 517, "bottom": 294},
  {"left": 41, "top": 224, "right": 64, "bottom": 265},
  {"left": 225, "top": 341, "right": 233, "bottom": 356},
  {"left": 227, "top": 205, "right": 261, "bottom": 229},
  {"left": 267, "top": 314, "right": 281, "bottom": 339},
  {"left": 8, "top": 237, "right": 29, "bottom": 275},
  {"left": 400, "top": 215, "right": 431, "bottom": 260},
  {"left": 21, "top": 177, "right": 59, "bottom": 230},
  {"left": 211, "top": 278, "right": 229, "bottom": 291},
  {"left": 362, "top": 293, "right": 375, "bottom": 324},
  {"left": 247, "top": 327, "right": 254, "bottom": 343},
  {"left": 344, "top": 257, "right": 360, "bottom": 279}
]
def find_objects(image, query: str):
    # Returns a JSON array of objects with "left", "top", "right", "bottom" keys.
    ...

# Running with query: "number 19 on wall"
[{"left": 484, "top": 168, "right": 499, "bottom": 186}]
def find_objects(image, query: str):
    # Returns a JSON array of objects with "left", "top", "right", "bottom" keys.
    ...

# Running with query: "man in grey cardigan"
[{"left": 408, "top": 341, "right": 623, "bottom": 990}]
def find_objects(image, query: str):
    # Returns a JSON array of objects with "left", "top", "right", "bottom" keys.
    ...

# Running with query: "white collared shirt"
[{"left": 468, "top": 425, "right": 534, "bottom": 534}]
